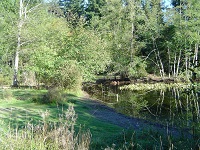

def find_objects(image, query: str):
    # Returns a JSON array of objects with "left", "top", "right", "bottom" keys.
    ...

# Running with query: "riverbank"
[
  {"left": 95, "top": 74, "right": 189, "bottom": 86},
  {"left": 81, "top": 93, "right": 192, "bottom": 138},
  {"left": 0, "top": 88, "right": 198, "bottom": 149}
]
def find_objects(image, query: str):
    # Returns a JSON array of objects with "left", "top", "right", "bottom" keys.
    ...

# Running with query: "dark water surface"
[{"left": 83, "top": 83, "right": 200, "bottom": 132}]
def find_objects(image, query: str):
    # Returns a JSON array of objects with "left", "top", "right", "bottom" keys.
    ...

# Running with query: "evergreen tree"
[
  {"left": 85, "top": 0, "right": 105, "bottom": 22},
  {"left": 58, "top": 0, "right": 85, "bottom": 25}
]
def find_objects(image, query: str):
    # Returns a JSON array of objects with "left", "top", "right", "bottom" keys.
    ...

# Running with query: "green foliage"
[
  {"left": 0, "top": 74, "right": 11, "bottom": 86},
  {"left": 60, "top": 26, "right": 110, "bottom": 80},
  {"left": 54, "top": 60, "right": 82, "bottom": 89},
  {"left": 128, "top": 57, "right": 147, "bottom": 78},
  {"left": 89, "top": 0, "right": 149, "bottom": 78},
  {"left": 0, "top": 59, "right": 13, "bottom": 86},
  {"left": 85, "top": 0, "right": 106, "bottom": 21},
  {"left": 23, "top": 8, "right": 110, "bottom": 87},
  {"left": 0, "top": 1, "right": 17, "bottom": 82},
  {"left": 58, "top": 0, "right": 85, "bottom": 24}
]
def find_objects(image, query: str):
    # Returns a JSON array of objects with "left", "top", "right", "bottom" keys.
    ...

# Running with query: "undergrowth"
[{"left": 0, "top": 105, "right": 91, "bottom": 150}]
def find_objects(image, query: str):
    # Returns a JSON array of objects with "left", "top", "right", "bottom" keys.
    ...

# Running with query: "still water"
[{"left": 83, "top": 83, "right": 200, "bottom": 132}]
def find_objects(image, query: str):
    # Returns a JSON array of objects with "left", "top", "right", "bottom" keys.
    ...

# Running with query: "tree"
[
  {"left": 0, "top": 0, "right": 19, "bottom": 85},
  {"left": 85, "top": 0, "right": 105, "bottom": 22},
  {"left": 0, "top": 0, "right": 43, "bottom": 87},
  {"left": 58, "top": 0, "right": 85, "bottom": 26},
  {"left": 138, "top": 0, "right": 167, "bottom": 77},
  {"left": 165, "top": 0, "right": 200, "bottom": 79},
  {"left": 89, "top": 0, "right": 147, "bottom": 78},
  {"left": 24, "top": 6, "right": 110, "bottom": 88}
]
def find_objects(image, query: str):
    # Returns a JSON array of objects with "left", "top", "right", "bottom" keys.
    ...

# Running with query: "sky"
[{"left": 163, "top": 0, "right": 172, "bottom": 8}]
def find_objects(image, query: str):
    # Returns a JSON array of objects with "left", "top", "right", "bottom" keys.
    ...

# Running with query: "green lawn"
[{"left": 0, "top": 88, "right": 125, "bottom": 149}]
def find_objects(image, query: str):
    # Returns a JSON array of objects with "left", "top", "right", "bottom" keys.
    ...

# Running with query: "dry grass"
[{"left": 0, "top": 105, "right": 91, "bottom": 150}]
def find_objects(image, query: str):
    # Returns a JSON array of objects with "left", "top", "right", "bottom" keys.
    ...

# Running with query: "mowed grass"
[{"left": 0, "top": 88, "right": 125, "bottom": 149}]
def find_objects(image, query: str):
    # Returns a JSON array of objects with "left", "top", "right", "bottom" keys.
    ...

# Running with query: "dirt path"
[{"left": 81, "top": 93, "right": 192, "bottom": 138}]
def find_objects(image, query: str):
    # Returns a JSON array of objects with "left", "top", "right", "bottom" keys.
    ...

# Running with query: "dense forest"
[{"left": 0, "top": 0, "right": 199, "bottom": 89}]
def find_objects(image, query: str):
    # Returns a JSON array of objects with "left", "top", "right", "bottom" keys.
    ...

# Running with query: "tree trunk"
[
  {"left": 176, "top": 49, "right": 182, "bottom": 77},
  {"left": 173, "top": 53, "right": 176, "bottom": 77},
  {"left": 157, "top": 50, "right": 165, "bottom": 77},
  {"left": 130, "top": 23, "right": 135, "bottom": 64},
  {"left": 12, "top": 0, "right": 40, "bottom": 87},
  {"left": 13, "top": 0, "right": 23, "bottom": 87},
  {"left": 152, "top": 38, "right": 162, "bottom": 77},
  {"left": 185, "top": 55, "right": 189, "bottom": 80},
  {"left": 194, "top": 43, "right": 198, "bottom": 67},
  {"left": 168, "top": 47, "right": 171, "bottom": 78}
]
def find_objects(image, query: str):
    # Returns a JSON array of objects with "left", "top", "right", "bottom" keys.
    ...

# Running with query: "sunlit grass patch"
[
  {"left": 0, "top": 89, "right": 124, "bottom": 149},
  {"left": 120, "top": 83, "right": 190, "bottom": 91}
]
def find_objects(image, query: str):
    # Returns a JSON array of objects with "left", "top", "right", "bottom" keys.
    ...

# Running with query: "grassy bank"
[
  {"left": 0, "top": 88, "right": 198, "bottom": 149},
  {"left": 0, "top": 88, "right": 125, "bottom": 149}
]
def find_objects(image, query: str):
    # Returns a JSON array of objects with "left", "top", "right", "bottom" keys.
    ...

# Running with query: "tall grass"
[
  {"left": 1, "top": 89, "right": 13, "bottom": 100},
  {"left": 0, "top": 106, "right": 91, "bottom": 150}
]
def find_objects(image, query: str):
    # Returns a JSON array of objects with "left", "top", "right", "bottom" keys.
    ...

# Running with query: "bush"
[
  {"left": 55, "top": 60, "right": 82, "bottom": 90},
  {"left": 37, "top": 60, "right": 82, "bottom": 91},
  {"left": 32, "top": 87, "right": 66, "bottom": 104},
  {"left": 46, "top": 87, "right": 66, "bottom": 103},
  {"left": 0, "top": 74, "right": 11, "bottom": 86}
]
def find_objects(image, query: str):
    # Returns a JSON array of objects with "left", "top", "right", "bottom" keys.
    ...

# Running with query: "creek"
[{"left": 83, "top": 82, "right": 200, "bottom": 136}]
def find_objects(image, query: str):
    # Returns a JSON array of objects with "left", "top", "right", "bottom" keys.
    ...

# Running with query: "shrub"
[
  {"left": 31, "top": 87, "right": 66, "bottom": 104},
  {"left": 45, "top": 87, "right": 66, "bottom": 103},
  {"left": 0, "top": 74, "right": 11, "bottom": 86},
  {"left": 35, "top": 59, "right": 82, "bottom": 91},
  {"left": 55, "top": 60, "right": 82, "bottom": 90}
]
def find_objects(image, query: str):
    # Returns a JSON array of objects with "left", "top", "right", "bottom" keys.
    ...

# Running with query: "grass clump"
[
  {"left": 0, "top": 105, "right": 91, "bottom": 150},
  {"left": 0, "top": 89, "right": 13, "bottom": 100}
]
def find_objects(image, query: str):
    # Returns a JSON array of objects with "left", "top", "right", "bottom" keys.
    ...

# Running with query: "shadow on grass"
[
  {"left": 0, "top": 89, "right": 126, "bottom": 149},
  {"left": 11, "top": 89, "right": 47, "bottom": 100}
]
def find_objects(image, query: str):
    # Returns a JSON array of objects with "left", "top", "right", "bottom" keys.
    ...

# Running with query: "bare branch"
[
  {"left": 26, "top": 3, "right": 42, "bottom": 14},
  {"left": 144, "top": 49, "right": 156, "bottom": 61}
]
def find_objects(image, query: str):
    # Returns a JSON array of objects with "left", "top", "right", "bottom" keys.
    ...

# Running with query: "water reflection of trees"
[
  {"left": 84, "top": 83, "right": 199, "bottom": 129},
  {"left": 114, "top": 92, "right": 148, "bottom": 117},
  {"left": 117, "top": 85, "right": 199, "bottom": 147},
  {"left": 83, "top": 83, "right": 200, "bottom": 146}
]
